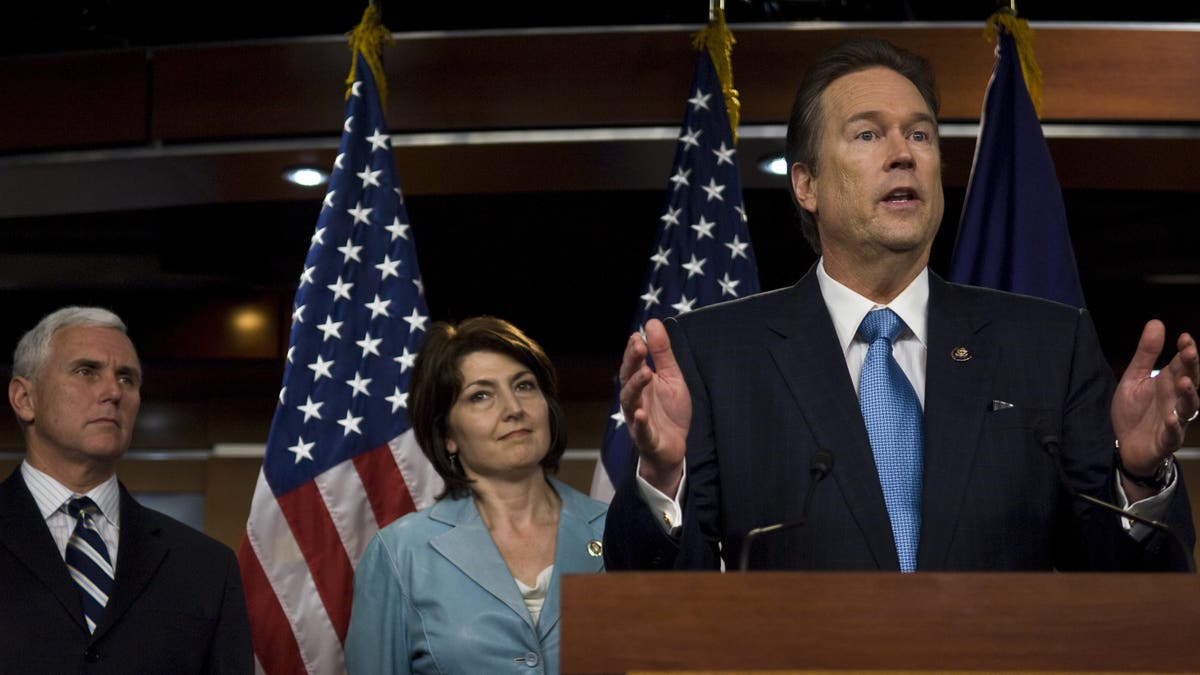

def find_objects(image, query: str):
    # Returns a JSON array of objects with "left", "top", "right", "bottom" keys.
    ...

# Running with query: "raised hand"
[
  {"left": 1111, "top": 320, "right": 1199, "bottom": 494},
  {"left": 618, "top": 319, "right": 691, "bottom": 495}
]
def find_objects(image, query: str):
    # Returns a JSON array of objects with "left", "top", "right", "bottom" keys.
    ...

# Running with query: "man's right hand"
[{"left": 618, "top": 318, "right": 691, "bottom": 496}]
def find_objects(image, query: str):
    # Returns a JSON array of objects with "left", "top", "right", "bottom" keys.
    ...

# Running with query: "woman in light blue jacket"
[{"left": 345, "top": 317, "right": 607, "bottom": 674}]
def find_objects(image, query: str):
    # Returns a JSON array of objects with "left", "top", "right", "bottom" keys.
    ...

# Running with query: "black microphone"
[
  {"left": 1034, "top": 419, "right": 1195, "bottom": 573},
  {"left": 738, "top": 450, "right": 834, "bottom": 572}
]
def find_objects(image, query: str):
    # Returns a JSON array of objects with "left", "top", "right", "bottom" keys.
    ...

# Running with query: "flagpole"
[{"left": 709, "top": 0, "right": 724, "bottom": 22}]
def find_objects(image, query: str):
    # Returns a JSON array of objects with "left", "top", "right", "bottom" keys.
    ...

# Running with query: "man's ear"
[
  {"left": 9, "top": 377, "right": 35, "bottom": 424},
  {"left": 790, "top": 162, "right": 818, "bottom": 214}
]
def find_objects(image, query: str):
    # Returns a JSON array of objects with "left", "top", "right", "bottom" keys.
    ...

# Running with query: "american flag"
[
  {"left": 590, "top": 48, "right": 760, "bottom": 501},
  {"left": 237, "top": 52, "right": 443, "bottom": 674}
]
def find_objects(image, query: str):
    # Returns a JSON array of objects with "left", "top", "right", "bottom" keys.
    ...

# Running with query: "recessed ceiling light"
[
  {"left": 757, "top": 154, "right": 788, "bottom": 176},
  {"left": 282, "top": 166, "right": 329, "bottom": 187}
]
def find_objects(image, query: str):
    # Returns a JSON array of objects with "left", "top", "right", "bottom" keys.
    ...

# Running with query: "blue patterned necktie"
[
  {"left": 65, "top": 497, "right": 115, "bottom": 633},
  {"left": 858, "top": 308, "right": 923, "bottom": 572}
]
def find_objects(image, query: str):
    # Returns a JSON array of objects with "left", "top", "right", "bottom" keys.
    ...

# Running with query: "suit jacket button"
[
  {"left": 524, "top": 652, "right": 539, "bottom": 667},
  {"left": 84, "top": 648, "right": 101, "bottom": 663}
]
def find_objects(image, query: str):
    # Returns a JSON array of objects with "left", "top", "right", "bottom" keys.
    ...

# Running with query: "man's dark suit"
[
  {"left": 605, "top": 268, "right": 1195, "bottom": 571},
  {"left": 0, "top": 469, "right": 253, "bottom": 674}
]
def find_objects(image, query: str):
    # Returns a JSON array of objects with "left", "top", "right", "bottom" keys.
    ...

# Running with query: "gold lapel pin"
[
  {"left": 587, "top": 539, "right": 603, "bottom": 557},
  {"left": 951, "top": 347, "right": 972, "bottom": 362}
]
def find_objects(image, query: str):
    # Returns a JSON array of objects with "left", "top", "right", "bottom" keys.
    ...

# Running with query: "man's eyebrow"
[
  {"left": 843, "top": 110, "right": 937, "bottom": 127},
  {"left": 116, "top": 364, "right": 142, "bottom": 379}
]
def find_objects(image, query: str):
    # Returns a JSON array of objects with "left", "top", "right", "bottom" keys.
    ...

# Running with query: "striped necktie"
[
  {"left": 65, "top": 497, "right": 115, "bottom": 633},
  {"left": 858, "top": 308, "right": 923, "bottom": 572}
]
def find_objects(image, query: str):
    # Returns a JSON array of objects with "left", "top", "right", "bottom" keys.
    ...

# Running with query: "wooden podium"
[{"left": 561, "top": 572, "right": 1200, "bottom": 674}]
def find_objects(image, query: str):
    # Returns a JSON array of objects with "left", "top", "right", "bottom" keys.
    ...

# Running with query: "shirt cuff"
[
  {"left": 1114, "top": 459, "right": 1178, "bottom": 541},
  {"left": 635, "top": 457, "right": 685, "bottom": 536}
]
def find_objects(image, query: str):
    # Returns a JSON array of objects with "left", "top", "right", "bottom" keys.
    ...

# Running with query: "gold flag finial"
[
  {"left": 985, "top": 9, "right": 1043, "bottom": 118},
  {"left": 346, "top": 4, "right": 394, "bottom": 102},
  {"left": 691, "top": 7, "right": 740, "bottom": 142}
]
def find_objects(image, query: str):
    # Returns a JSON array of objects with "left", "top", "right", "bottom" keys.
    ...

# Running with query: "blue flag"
[
  {"left": 590, "top": 50, "right": 760, "bottom": 501},
  {"left": 950, "top": 30, "right": 1085, "bottom": 307}
]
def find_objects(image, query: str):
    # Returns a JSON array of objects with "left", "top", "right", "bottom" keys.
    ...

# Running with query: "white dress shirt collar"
[
  {"left": 816, "top": 258, "right": 930, "bottom": 353},
  {"left": 21, "top": 460, "right": 121, "bottom": 528}
]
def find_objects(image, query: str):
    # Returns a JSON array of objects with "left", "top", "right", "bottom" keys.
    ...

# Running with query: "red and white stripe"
[{"left": 239, "top": 429, "right": 442, "bottom": 674}]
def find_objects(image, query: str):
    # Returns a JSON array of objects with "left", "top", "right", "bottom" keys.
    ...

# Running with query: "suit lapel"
[
  {"left": 428, "top": 497, "right": 532, "bottom": 627},
  {"left": 537, "top": 479, "right": 604, "bottom": 641},
  {"left": 918, "top": 276, "right": 998, "bottom": 569},
  {"left": 92, "top": 485, "right": 168, "bottom": 641},
  {"left": 764, "top": 271, "right": 899, "bottom": 570},
  {"left": 0, "top": 470, "right": 86, "bottom": 631}
]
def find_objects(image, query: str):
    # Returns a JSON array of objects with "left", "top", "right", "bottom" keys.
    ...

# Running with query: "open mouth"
[{"left": 881, "top": 188, "right": 918, "bottom": 204}]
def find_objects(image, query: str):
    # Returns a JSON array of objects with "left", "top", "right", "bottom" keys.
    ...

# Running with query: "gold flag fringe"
[
  {"left": 691, "top": 8, "right": 740, "bottom": 142},
  {"left": 985, "top": 10, "right": 1043, "bottom": 118},
  {"left": 346, "top": 4, "right": 394, "bottom": 102}
]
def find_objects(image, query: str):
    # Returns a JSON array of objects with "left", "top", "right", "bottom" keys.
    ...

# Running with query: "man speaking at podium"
[{"left": 604, "top": 37, "right": 1197, "bottom": 573}]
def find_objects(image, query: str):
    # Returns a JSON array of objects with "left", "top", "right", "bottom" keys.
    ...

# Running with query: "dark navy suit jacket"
[
  {"left": 0, "top": 469, "right": 253, "bottom": 673},
  {"left": 605, "top": 268, "right": 1194, "bottom": 572}
]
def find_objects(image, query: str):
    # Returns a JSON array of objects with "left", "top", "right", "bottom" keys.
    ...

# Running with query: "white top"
[{"left": 513, "top": 564, "right": 553, "bottom": 626}]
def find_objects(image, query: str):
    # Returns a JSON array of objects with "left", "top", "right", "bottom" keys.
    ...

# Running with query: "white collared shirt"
[
  {"left": 815, "top": 258, "right": 929, "bottom": 407},
  {"left": 21, "top": 461, "right": 121, "bottom": 569}
]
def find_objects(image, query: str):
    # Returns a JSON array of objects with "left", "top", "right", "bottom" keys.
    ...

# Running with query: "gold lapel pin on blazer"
[
  {"left": 587, "top": 540, "right": 603, "bottom": 557},
  {"left": 951, "top": 347, "right": 971, "bottom": 362}
]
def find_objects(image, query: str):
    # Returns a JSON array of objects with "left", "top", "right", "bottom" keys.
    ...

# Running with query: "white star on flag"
[
  {"left": 346, "top": 372, "right": 373, "bottom": 398},
  {"left": 356, "top": 332, "right": 383, "bottom": 358},
  {"left": 679, "top": 126, "right": 702, "bottom": 149},
  {"left": 403, "top": 308, "right": 429, "bottom": 333},
  {"left": 337, "top": 410, "right": 364, "bottom": 436},
  {"left": 640, "top": 284, "right": 663, "bottom": 309},
  {"left": 687, "top": 89, "right": 711, "bottom": 111},
  {"left": 366, "top": 129, "right": 390, "bottom": 151},
  {"left": 394, "top": 347, "right": 417, "bottom": 372},
  {"left": 713, "top": 141, "right": 736, "bottom": 166},
  {"left": 385, "top": 387, "right": 408, "bottom": 413},
  {"left": 327, "top": 276, "right": 354, "bottom": 301},
  {"left": 650, "top": 246, "right": 672, "bottom": 270},
  {"left": 376, "top": 255, "right": 401, "bottom": 279},
  {"left": 338, "top": 238, "right": 364, "bottom": 263},
  {"left": 718, "top": 272, "right": 741, "bottom": 297},
  {"left": 357, "top": 167, "right": 382, "bottom": 188},
  {"left": 317, "top": 316, "right": 343, "bottom": 341},
  {"left": 669, "top": 168, "right": 691, "bottom": 191},
  {"left": 365, "top": 294, "right": 391, "bottom": 319},
  {"left": 347, "top": 202, "right": 373, "bottom": 226},
  {"left": 701, "top": 177, "right": 726, "bottom": 202},
  {"left": 386, "top": 217, "right": 410, "bottom": 241},
  {"left": 308, "top": 355, "right": 334, "bottom": 381},
  {"left": 296, "top": 396, "right": 323, "bottom": 423},
  {"left": 691, "top": 215, "right": 716, "bottom": 240},
  {"left": 288, "top": 437, "right": 315, "bottom": 464}
]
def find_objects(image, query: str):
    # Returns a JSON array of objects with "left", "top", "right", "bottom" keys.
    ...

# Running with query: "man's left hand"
[{"left": 1111, "top": 320, "right": 1199, "bottom": 495}]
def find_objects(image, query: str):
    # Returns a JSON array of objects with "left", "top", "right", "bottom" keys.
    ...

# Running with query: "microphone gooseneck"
[
  {"left": 1034, "top": 419, "right": 1195, "bottom": 573},
  {"left": 737, "top": 450, "right": 834, "bottom": 572}
]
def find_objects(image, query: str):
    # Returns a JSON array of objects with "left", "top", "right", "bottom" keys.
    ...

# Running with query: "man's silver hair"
[{"left": 12, "top": 306, "right": 128, "bottom": 380}]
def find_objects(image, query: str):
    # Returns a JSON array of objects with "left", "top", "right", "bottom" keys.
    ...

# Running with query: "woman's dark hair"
[{"left": 408, "top": 316, "right": 566, "bottom": 499}]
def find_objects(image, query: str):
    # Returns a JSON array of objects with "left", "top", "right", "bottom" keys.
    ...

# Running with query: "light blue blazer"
[{"left": 345, "top": 477, "right": 607, "bottom": 675}]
